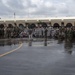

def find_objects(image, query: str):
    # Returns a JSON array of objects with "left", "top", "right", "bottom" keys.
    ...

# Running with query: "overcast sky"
[{"left": 0, "top": 0, "right": 75, "bottom": 18}]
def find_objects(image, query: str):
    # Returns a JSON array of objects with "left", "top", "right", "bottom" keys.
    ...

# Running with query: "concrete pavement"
[{"left": 0, "top": 39, "right": 75, "bottom": 75}]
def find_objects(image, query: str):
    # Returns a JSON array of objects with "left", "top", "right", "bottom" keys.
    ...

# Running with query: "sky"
[{"left": 0, "top": 0, "right": 75, "bottom": 18}]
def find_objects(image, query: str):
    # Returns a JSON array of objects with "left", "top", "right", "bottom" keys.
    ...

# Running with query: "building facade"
[{"left": 0, "top": 17, "right": 75, "bottom": 38}]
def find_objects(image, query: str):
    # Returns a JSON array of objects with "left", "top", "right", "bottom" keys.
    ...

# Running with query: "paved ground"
[{"left": 0, "top": 39, "right": 75, "bottom": 75}]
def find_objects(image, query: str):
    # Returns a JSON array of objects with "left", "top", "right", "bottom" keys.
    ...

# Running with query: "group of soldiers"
[
  {"left": 0, "top": 25, "right": 75, "bottom": 42},
  {"left": 23, "top": 26, "right": 75, "bottom": 42}
]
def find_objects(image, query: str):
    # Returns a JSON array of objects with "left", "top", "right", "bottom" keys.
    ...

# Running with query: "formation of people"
[
  {"left": 0, "top": 26, "right": 75, "bottom": 41},
  {"left": 19, "top": 26, "right": 75, "bottom": 41}
]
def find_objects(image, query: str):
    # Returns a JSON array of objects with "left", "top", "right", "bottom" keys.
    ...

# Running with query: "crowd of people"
[
  {"left": 19, "top": 26, "right": 75, "bottom": 41},
  {"left": 0, "top": 26, "right": 75, "bottom": 42}
]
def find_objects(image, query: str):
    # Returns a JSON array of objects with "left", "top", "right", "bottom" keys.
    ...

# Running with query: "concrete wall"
[
  {"left": 16, "top": 20, "right": 26, "bottom": 27},
  {"left": 0, "top": 21, "right": 6, "bottom": 27},
  {"left": 5, "top": 21, "right": 15, "bottom": 27},
  {"left": 51, "top": 19, "right": 62, "bottom": 26},
  {"left": 63, "top": 19, "right": 75, "bottom": 26}
]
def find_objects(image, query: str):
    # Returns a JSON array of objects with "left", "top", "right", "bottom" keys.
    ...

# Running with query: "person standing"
[
  {"left": 44, "top": 27, "right": 48, "bottom": 46},
  {"left": 28, "top": 28, "right": 33, "bottom": 40}
]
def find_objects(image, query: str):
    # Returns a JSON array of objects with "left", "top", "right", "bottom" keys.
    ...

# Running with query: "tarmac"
[{"left": 0, "top": 38, "right": 75, "bottom": 75}]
